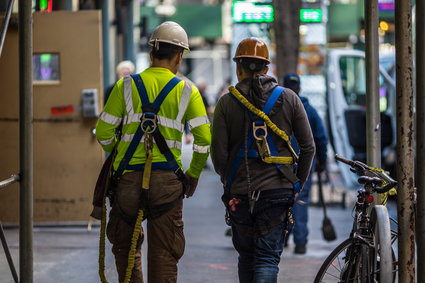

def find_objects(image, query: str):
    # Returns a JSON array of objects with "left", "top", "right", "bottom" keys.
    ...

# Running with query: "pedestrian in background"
[
  {"left": 211, "top": 37, "right": 315, "bottom": 282},
  {"left": 283, "top": 73, "right": 328, "bottom": 254},
  {"left": 95, "top": 21, "right": 211, "bottom": 283},
  {"left": 104, "top": 60, "right": 136, "bottom": 104}
]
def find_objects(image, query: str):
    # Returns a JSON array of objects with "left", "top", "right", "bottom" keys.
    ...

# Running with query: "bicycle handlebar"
[{"left": 335, "top": 154, "right": 397, "bottom": 194}]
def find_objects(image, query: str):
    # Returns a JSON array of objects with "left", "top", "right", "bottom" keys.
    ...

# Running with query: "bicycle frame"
[{"left": 314, "top": 155, "right": 397, "bottom": 283}]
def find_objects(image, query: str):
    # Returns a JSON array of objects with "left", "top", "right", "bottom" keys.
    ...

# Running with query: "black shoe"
[
  {"left": 225, "top": 228, "right": 233, "bottom": 237},
  {"left": 294, "top": 244, "right": 306, "bottom": 254}
]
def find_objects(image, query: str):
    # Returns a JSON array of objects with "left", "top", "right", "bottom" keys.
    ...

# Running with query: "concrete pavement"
[{"left": 0, "top": 144, "right": 355, "bottom": 283}]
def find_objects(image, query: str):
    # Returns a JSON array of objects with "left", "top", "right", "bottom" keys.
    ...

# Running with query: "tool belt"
[{"left": 226, "top": 189, "right": 294, "bottom": 237}]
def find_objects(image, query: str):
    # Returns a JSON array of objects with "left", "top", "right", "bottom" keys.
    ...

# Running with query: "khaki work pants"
[{"left": 106, "top": 170, "right": 185, "bottom": 283}]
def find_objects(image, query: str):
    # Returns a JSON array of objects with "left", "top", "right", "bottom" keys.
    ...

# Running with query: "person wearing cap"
[
  {"left": 211, "top": 38, "right": 315, "bottom": 282},
  {"left": 95, "top": 21, "right": 211, "bottom": 283},
  {"left": 283, "top": 73, "right": 328, "bottom": 254},
  {"left": 104, "top": 60, "right": 136, "bottom": 104}
]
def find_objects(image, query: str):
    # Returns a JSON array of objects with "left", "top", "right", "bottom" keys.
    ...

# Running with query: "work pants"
[
  {"left": 229, "top": 188, "right": 292, "bottom": 283},
  {"left": 106, "top": 170, "right": 185, "bottom": 283},
  {"left": 292, "top": 173, "right": 312, "bottom": 246}
]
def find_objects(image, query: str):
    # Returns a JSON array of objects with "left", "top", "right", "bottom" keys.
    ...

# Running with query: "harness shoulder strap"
[
  {"left": 130, "top": 74, "right": 181, "bottom": 112},
  {"left": 226, "top": 86, "right": 285, "bottom": 188},
  {"left": 263, "top": 86, "right": 285, "bottom": 160},
  {"left": 263, "top": 86, "right": 284, "bottom": 115},
  {"left": 114, "top": 75, "right": 182, "bottom": 179},
  {"left": 130, "top": 74, "right": 149, "bottom": 108}
]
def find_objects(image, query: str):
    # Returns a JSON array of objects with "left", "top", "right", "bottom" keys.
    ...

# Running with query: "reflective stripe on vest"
[{"left": 114, "top": 75, "right": 182, "bottom": 177}]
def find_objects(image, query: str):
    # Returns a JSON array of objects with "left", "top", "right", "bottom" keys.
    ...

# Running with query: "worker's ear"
[
  {"left": 236, "top": 63, "right": 243, "bottom": 80},
  {"left": 149, "top": 51, "right": 153, "bottom": 64},
  {"left": 261, "top": 65, "right": 269, "bottom": 75},
  {"left": 177, "top": 52, "right": 183, "bottom": 65}
]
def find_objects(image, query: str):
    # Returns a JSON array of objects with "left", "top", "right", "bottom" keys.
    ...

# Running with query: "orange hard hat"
[{"left": 233, "top": 37, "right": 270, "bottom": 64}]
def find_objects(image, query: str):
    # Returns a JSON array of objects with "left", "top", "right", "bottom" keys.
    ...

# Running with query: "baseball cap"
[{"left": 283, "top": 73, "right": 301, "bottom": 93}]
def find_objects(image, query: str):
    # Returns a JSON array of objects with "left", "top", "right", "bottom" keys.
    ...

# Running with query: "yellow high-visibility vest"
[{"left": 95, "top": 67, "right": 211, "bottom": 178}]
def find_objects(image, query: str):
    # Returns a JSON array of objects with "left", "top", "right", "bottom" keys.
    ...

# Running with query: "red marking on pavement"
[
  {"left": 182, "top": 260, "right": 236, "bottom": 270},
  {"left": 207, "top": 264, "right": 229, "bottom": 270}
]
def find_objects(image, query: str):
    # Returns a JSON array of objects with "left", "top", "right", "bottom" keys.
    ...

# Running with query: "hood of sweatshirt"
[{"left": 235, "top": 74, "right": 283, "bottom": 117}]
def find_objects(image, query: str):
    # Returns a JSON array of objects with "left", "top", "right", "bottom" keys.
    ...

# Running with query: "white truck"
[{"left": 326, "top": 49, "right": 396, "bottom": 188}]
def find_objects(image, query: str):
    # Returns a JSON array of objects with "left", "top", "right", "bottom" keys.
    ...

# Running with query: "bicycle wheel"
[
  {"left": 370, "top": 205, "right": 395, "bottom": 282},
  {"left": 314, "top": 238, "right": 367, "bottom": 283}
]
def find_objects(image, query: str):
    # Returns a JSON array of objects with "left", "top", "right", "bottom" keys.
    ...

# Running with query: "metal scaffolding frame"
[
  {"left": 416, "top": 0, "right": 425, "bottom": 281},
  {"left": 18, "top": 0, "right": 34, "bottom": 281},
  {"left": 395, "top": 0, "right": 416, "bottom": 281}
]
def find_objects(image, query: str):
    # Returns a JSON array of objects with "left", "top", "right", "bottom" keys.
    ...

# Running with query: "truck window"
[
  {"left": 339, "top": 56, "right": 389, "bottom": 112},
  {"left": 339, "top": 56, "right": 367, "bottom": 106}
]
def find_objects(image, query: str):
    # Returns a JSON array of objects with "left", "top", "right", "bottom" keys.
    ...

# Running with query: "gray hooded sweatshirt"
[{"left": 211, "top": 75, "right": 315, "bottom": 196}]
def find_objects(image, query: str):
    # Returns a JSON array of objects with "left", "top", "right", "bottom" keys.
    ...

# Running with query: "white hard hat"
[{"left": 149, "top": 21, "right": 190, "bottom": 53}]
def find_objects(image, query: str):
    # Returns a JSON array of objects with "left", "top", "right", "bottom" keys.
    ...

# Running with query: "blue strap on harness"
[
  {"left": 130, "top": 74, "right": 182, "bottom": 173},
  {"left": 226, "top": 86, "right": 284, "bottom": 188},
  {"left": 127, "top": 161, "right": 172, "bottom": 171},
  {"left": 113, "top": 74, "right": 181, "bottom": 179},
  {"left": 131, "top": 74, "right": 181, "bottom": 112}
]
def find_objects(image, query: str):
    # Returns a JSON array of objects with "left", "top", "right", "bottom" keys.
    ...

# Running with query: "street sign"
[
  {"left": 232, "top": 1, "right": 274, "bottom": 23},
  {"left": 300, "top": 9, "right": 323, "bottom": 23}
]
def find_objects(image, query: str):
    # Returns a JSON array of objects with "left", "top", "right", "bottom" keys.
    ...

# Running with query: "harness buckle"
[
  {"left": 140, "top": 112, "right": 157, "bottom": 134},
  {"left": 256, "top": 136, "right": 271, "bottom": 159},
  {"left": 249, "top": 190, "right": 261, "bottom": 214},
  {"left": 144, "top": 133, "right": 153, "bottom": 151},
  {"left": 253, "top": 122, "right": 271, "bottom": 159},
  {"left": 252, "top": 122, "right": 268, "bottom": 140}
]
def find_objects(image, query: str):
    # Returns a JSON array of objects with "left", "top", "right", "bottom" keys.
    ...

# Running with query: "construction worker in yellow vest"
[{"left": 95, "top": 21, "right": 211, "bottom": 283}]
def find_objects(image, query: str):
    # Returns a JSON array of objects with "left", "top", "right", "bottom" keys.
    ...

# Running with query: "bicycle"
[{"left": 314, "top": 154, "right": 398, "bottom": 283}]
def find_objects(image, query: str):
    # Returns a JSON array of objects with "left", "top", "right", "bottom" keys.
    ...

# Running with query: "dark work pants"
[
  {"left": 292, "top": 173, "right": 312, "bottom": 246},
  {"left": 106, "top": 170, "right": 184, "bottom": 283},
  {"left": 229, "top": 189, "right": 292, "bottom": 283}
]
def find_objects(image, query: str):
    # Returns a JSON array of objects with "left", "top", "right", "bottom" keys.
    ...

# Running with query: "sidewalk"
[{"left": 0, "top": 145, "right": 355, "bottom": 283}]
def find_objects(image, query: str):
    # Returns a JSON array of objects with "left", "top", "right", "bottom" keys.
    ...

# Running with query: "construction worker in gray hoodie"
[{"left": 211, "top": 37, "right": 315, "bottom": 283}]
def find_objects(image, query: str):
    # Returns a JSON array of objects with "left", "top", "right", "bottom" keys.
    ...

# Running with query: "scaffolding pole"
[
  {"left": 124, "top": 0, "right": 135, "bottom": 63},
  {"left": 416, "top": 0, "right": 425, "bottom": 280},
  {"left": 395, "top": 0, "right": 415, "bottom": 281},
  {"left": 364, "top": 0, "right": 381, "bottom": 170},
  {"left": 19, "top": 0, "right": 33, "bottom": 281},
  {"left": 102, "top": 0, "right": 111, "bottom": 91}
]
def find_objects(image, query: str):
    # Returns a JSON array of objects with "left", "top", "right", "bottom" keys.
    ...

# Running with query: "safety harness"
[
  {"left": 226, "top": 86, "right": 300, "bottom": 190},
  {"left": 99, "top": 74, "right": 187, "bottom": 283},
  {"left": 224, "top": 86, "right": 301, "bottom": 230}
]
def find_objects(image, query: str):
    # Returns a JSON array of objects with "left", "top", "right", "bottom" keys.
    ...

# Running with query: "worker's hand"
[
  {"left": 184, "top": 173, "right": 198, "bottom": 198},
  {"left": 293, "top": 182, "right": 303, "bottom": 202}
]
